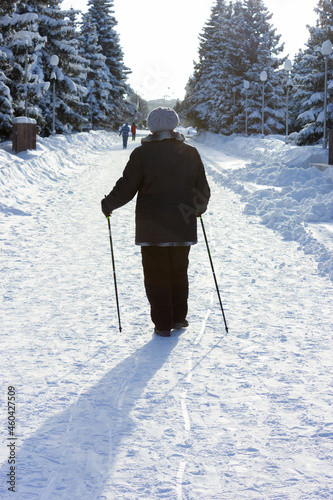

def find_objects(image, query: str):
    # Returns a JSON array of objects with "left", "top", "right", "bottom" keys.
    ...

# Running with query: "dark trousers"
[{"left": 141, "top": 246, "right": 190, "bottom": 331}]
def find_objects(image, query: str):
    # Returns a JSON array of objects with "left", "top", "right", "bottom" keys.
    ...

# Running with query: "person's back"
[{"left": 131, "top": 135, "right": 209, "bottom": 245}]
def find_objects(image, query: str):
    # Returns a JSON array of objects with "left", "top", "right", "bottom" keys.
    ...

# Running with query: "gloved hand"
[{"left": 101, "top": 198, "right": 112, "bottom": 218}]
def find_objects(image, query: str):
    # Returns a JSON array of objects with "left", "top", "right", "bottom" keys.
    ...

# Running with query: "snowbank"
[
  {"left": 195, "top": 131, "right": 329, "bottom": 169},
  {"left": 0, "top": 131, "right": 119, "bottom": 216},
  {"left": 194, "top": 132, "right": 333, "bottom": 281}
]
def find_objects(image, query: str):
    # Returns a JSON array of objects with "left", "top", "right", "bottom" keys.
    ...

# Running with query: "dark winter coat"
[
  {"left": 119, "top": 124, "right": 130, "bottom": 136},
  {"left": 102, "top": 131, "right": 210, "bottom": 246}
]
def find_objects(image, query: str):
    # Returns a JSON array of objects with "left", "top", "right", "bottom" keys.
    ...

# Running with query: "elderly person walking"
[{"left": 102, "top": 107, "right": 210, "bottom": 336}]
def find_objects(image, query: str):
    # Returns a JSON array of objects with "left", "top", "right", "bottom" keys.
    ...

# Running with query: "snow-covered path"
[{"left": 1, "top": 132, "right": 332, "bottom": 499}]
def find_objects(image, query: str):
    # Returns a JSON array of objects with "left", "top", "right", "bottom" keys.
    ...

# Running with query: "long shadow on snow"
[{"left": 0, "top": 335, "right": 179, "bottom": 499}]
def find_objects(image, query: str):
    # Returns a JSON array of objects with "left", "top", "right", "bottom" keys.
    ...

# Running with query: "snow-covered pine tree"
[
  {"left": 0, "top": 45, "right": 13, "bottom": 140},
  {"left": 21, "top": 0, "right": 89, "bottom": 135},
  {"left": 239, "top": 0, "right": 285, "bottom": 135},
  {"left": 293, "top": 0, "right": 333, "bottom": 145},
  {"left": 0, "top": 0, "right": 49, "bottom": 136},
  {"left": 218, "top": 0, "right": 249, "bottom": 134},
  {"left": 79, "top": 13, "right": 113, "bottom": 129},
  {"left": 86, "top": 0, "right": 131, "bottom": 126},
  {"left": 0, "top": 1, "right": 15, "bottom": 139},
  {"left": 182, "top": 0, "right": 285, "bottom": 135},
  {"left": 183, "top": 0, "right": 233, "bottom": 132},
  {"left": 7, "top": 2, "right": 48, "bottom": 123}
]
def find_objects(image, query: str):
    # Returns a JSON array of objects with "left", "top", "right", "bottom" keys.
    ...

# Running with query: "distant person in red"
[{"left": 131, "top": 122, "right": 137, "bottom": 141}]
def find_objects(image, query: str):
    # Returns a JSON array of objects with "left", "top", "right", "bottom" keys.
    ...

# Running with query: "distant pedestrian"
[
  {"left": 102, "top": 107, "right": 210, "bottom": 337},
  {"left": 131, "top": 122, "right": 137, "bottom": 141},
  {"left": 119, "top": 123, "right": 130, "bottom": 149}
]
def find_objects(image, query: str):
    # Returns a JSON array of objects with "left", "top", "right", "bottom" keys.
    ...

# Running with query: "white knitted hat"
[{"left": 147, "top": 107, "right": 180, "bottom": 132}]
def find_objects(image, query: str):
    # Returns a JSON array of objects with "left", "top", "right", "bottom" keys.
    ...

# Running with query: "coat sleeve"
[
  {"left": 102, "top": 149, "right": 143, "bottom": 214},
  {"left": 194, "top": 150, "right": 210, "bottom": 215}
]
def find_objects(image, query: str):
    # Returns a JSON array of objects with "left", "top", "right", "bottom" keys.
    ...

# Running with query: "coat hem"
[{"left": 136, "top": 241, "right": 197, "bottom": 247}]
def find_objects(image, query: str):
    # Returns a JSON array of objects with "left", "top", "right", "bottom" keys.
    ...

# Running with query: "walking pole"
[
  {"left": 106, "top": 215, "right": 122, "bottom": 332},
  {"left": 200, "top": 216, "right": 228, "bottom": 333}
]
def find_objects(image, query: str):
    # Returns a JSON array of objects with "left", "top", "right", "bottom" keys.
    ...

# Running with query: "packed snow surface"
[{"left": 0, "top": 130, "right": 332, "bottom": 499}]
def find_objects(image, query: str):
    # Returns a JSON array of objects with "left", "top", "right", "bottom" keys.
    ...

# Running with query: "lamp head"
[
  {"left": 50, "top": 55, "right": 59, "bottom": 66},
  {"left": 260, "top": 71, "right": 268, "bottom": 82},
  {"left": 284, "top": 59, "right": 292, "bottom": 72},
  {"left": 321, "top": 40, "right": 332, "bottom": 56}
]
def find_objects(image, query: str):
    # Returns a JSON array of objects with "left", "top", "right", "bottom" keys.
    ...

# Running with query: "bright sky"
[{"left": 61, "top": 0, "right": 318, "bottom": 101}]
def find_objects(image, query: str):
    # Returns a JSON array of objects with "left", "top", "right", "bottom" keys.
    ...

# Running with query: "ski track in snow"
[{"left": 0, "top": 131, "right": 332, "bottom": 499}]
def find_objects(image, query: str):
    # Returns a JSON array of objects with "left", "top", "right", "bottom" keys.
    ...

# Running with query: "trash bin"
[{"left": 12, "top": 117, "right": 37, "bottom": 153}]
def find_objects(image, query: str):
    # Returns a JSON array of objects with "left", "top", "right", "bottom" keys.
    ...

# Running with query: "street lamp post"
[
  {"left": 89, "top": 81, "right": 94, "bottom": 130},
  {"left": 90, "top": 94, "right": 93, "bottom": 130},
  {"left": 321, "top": 40, "right": 332, "bottom": 149},
  {"left": 284, "top": 59, "right": 292, "bottom": 141},
  {"left": 24, "top": 53, "right": 29, "bottom": 117},
  {"left": 260, "top": 71, "right": 268, "bottom": 137},
  {"left": 232, "top": 86, "right": 237, "bottom": 133},
  {"left": 243, "top": 80, "right": 250, "bottom": 136},
  {"left": 50, "top": 54, "right": 59, "bottom": 135}
]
